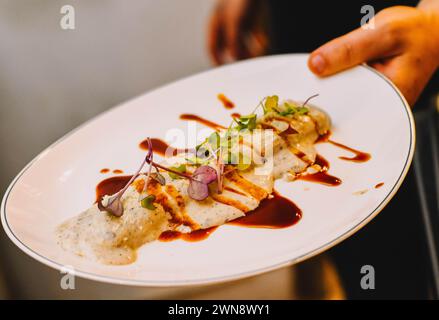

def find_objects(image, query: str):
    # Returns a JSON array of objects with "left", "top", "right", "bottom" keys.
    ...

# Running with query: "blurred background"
[{"left": 1, "top": 0, "right": 437, "bottom": 299}]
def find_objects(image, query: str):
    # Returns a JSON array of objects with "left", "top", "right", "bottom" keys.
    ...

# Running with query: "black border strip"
[{"left": 0, "top": 55, "right": 415, "bottom": 287}]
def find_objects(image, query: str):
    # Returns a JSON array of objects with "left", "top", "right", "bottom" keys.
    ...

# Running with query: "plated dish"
[{"left": 1, "top": 54, "right": 414, "bottom": 286}]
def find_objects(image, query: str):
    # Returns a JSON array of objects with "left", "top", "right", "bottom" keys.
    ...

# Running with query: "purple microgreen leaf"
[
  {"left": 187, "top": 179, "right": 209, "bottom": 201},
  {"left": 97, "top": 195, "right": 124, "bottom": 217},
  {"left": 192, "top": 165, "right": 217, "bottom": 184},
  {"left": 187, "top": 165, "right": 218, "bottom": 201}
]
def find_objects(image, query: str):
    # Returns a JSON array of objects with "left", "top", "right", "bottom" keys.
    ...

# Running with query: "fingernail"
[{"left": 310, "top": 54, "right": 326, "bottom": 74}]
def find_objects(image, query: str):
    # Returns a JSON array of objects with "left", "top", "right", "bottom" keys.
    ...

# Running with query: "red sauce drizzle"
[
  {"left": 316, "top": 131, "right": 331, "bottom": 143},
  {"left": 317, "top": 131, "right": 371, "bottom": 163},
  {"left": 217, "top": 93, "right": 235, "bottom": 109},
  {"left": 113, "top": 169, "right": 123, "bottom": 174},
  {"left": 375, "top": 182, "right": 384, "bottom": 189},
  {"left": 298, "top": 171, "right": 342, "bottom": 186},
  {"left": 95, "top": 175, "right": 133, "bottom": 202},
  {"left": 159, "top": 227, "right": 218, "bottom": 242},
  {"left": 139, "top": 138, "right": 192, "bottom": 156},
  {"left": 315, "top": 154, "right": 329, "bottom": 170},
  {"left": 328, "top": 140, "right": 371, "bottom": 163},
  {"left": 231, "top": 113, "right": 241, "bottom": 119},
  {"left": 280, "top": 126, "right": 298, "bottom": 135},
  {"left": 179, "top": 114, "right": 226, "bottom": 131},
  {"left": 100, "top": 168, "right": 110, "bottom": 174},
  {"left": 297, "top": 154, "right": 342, "bottom": 186},
  {"left": 230, "top": 192, "right": 302, "bottom": 228}
]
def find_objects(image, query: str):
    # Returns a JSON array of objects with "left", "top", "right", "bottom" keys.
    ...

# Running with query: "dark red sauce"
[
  {"left": 280, "top": 126, "right": 298, "bottom": 135},
  {"left": 316, "top": 131, "right": 331, "bottom": 143},
  {"left": 296, "top": 154, "right": 342, "bottom": 187},
  {"left": 95, "top": 175, "right": 132, "bottom": 202},
  {"left": 159, "top": 227, "right": 218, "bottom": 242},
  {"left": 328, "top": 140, "right": 371, "bottom": 163},
  {"left": 316, "top": 131, "right": 371, "bottom": 163},
  {"left": 231, "top": 113, "right": 241, "bottom": 119},
  {"left": 100, "top": 168, "right": 110, "bottom": 174},
  {"left": 229, "top": 192, "right": 302, "bottom": 228},
  {"left": 375, "top": 182, "right": 384, "bottom": 189},
  {"left": 139, "top": 138, "right": 192, "bottom": 156},
  {"left": 315, "top": 154, "right": 329, "bottom": 170},
  {"left": 217, "top": 93, "right": 235, "bottom": 109},
  {"left": 298, "top": 172, "right": 342, "bottom": 186},
  {"left": 179, "top": 114, "right": 226, "bottom": 131},
  {"left": 113, "top": 169, "right": 123, "bottom": 174}
]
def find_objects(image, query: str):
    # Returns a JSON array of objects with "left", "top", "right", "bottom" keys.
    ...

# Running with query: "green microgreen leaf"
[
  {"left": 233, "top": 113, "right": 257, "bottom": 131},
  {"left": 141, "top": 194, "right": 156, "bottom": 210},
  {"left": 278, "top": 102, "right": 309, "bottom": 116},
  {"left": 263, "top": 95, "right": 279, "bottom": 114},
  {"left": 208, "top": 132, "right": 220, "bottom": 150},
  {"left": 168, "top": 164, "right": 187, "bottom": 180}
]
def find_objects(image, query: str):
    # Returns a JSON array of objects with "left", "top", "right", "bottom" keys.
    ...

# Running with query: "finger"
[
  {"left": 223, "top": 9, "right": 242, "bottom": 59},
  {"left": 247, "top": 30, "right": 269, "bottom": 57},
  {"left": 308, "top": 25, "right": 401, "bottom": 76},
  {"left": 207, "top": 8, "right": 225, "bottom": 65},
  {"left": 223, "top": 0, "right": 250, "bottom": 60}
]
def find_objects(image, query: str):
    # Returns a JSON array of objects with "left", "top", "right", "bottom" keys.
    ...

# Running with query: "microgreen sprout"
[
  {"left": 97, "top": 137, "right": 154, "bottom": 217},
  {"left": 302, "top": 94, "right": 319, "bottom": 107}
]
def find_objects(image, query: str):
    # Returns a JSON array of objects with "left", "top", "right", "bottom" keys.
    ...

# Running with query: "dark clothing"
[
  {"left": 268, "top": 1, "right": 434, "bottom": 299},
  {"left": 329, "top": 170, "right": 430, "bottom": 299},
  {"left": 269, "top": 1, "right": 419, "bottom": 54}
]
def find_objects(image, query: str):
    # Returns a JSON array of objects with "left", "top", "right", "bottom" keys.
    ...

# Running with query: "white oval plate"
[{"left": 1, "top": 54, "right": 414, "bottom": 286}]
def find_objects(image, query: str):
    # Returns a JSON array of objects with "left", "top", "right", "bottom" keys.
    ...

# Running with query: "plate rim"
[{"left": 0, "top": 54, "right": 416, "bottom": 287}]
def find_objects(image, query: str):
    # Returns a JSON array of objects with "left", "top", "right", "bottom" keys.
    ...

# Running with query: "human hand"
[
  {"left": 308, "top": 5, "right": 439, "bottom": 105},
  {"left": 207, "top": 0, "right": 269, "bottom": 65}
]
